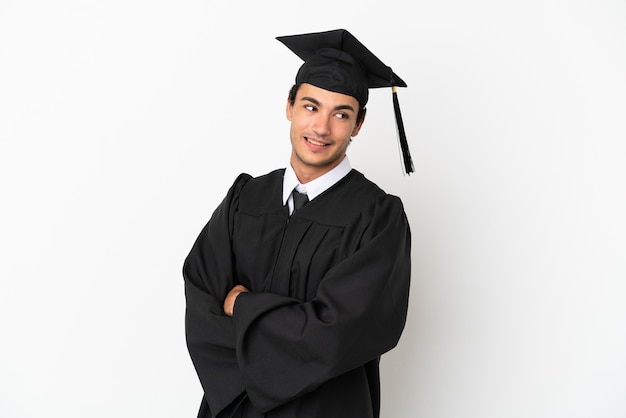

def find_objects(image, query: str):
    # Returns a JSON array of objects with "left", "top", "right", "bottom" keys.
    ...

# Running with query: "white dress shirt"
[{"left": 282, "top": 155, "right": 352, "bottom": 215}]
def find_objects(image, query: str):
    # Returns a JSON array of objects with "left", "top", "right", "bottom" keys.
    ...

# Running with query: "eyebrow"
[{"left": 300, "top": 96, "right": 356, "bottom": 113}]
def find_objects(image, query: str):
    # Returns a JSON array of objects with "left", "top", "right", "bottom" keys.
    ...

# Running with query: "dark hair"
[{"left": 288, "top": 83, "right": 367, "bottom": 125}]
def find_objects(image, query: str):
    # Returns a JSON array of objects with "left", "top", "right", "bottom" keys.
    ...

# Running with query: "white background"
[{"left": 1, "top": 1, "right": 625, "bottom": 417}]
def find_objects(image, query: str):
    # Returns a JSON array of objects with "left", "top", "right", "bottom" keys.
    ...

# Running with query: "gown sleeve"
[
  {"left": 231, "top": 194, "right": 412, "bottom": 413},
  {"left": 183, "top": 173, "right": 252, "bottom": 417}
]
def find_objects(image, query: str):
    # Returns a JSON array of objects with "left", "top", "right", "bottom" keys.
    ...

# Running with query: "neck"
[{"left": 290, "top": 153, "right": 344, "bottom": 184}]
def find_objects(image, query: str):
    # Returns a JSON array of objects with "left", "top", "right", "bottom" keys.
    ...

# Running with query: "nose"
[{"left": 312, "top": 112, "right": 331, "bottom": 137}]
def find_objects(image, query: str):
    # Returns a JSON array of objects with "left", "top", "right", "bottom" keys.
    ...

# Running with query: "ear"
[
  {"left": 285, "top": 99, "right": 293, "bottom": 121},
  {"left": 351, "top": 111, "right": 366, "bottom": 137}
]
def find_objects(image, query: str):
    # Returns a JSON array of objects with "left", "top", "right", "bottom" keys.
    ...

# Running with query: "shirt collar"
[{"left": 282, "top": 155, "right": 352, "bottom": 205}]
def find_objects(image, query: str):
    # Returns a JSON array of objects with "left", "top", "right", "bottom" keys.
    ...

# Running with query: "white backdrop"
[{"left": 1, "top": 1, "right": 625, "bottom": 417}]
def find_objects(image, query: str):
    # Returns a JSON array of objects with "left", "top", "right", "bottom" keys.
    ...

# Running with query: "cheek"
[
  {"left": 332, "top": 120, "right": 357, "bottom": 139},
  {"left": 290, "top": 111, "right": 307, "bottom": 129},
  {"left": 289, "top": 123, "right": 297, "bottom": 142},
  {"left": 290, "top": 117, "right": 304, "bottom": 137}
]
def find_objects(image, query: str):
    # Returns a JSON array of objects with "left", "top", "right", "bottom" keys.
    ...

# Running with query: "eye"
[
  {"left": 304, "top": 104, "right": 316, "bottom": 112},
  {"left": 334, "top": 112, "right": 348, "bottom": 120}
]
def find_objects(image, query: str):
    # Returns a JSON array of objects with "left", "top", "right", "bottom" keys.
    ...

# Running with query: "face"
[{"left": 286, "top": 83, "right": 364, "bottom": 183}]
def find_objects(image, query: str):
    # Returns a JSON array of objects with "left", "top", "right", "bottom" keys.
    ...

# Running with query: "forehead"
[{"left": 297, "top": 83, "right": 360, "bottom": 109}]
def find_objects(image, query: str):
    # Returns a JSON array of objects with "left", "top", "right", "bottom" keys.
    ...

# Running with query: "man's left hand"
[{"left": 223, "top": 284, "right": 249, "bottom": 317}]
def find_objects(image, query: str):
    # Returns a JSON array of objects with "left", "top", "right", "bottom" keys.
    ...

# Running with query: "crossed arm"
[{"left": 223, "top": 284, "right": 249, "bottom": 317}]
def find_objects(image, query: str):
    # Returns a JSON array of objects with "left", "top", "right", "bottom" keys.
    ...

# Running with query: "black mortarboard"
[{"left": 277, "top": 28, "right": 414, "bottom": 174}]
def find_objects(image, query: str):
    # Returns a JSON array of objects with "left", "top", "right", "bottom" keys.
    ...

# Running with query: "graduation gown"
[{"left": 184, "top": 168, "right": 411, "bottom": 418}]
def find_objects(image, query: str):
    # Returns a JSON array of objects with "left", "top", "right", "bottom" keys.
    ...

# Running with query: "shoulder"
[
  {"left": 344, "top": 171, "right": 410, "bottom": 238},
  {"left": 338, "top": 169, "right": 404, "bottom": 207},
  {"left": 310, "top": 170, "right": 406, "bottom": 226},
  {"left": 228, "top": 169, "right": 284, "bottom": 193},
  {"left": 231, "top": 169, "right": 286, "bottom": 213}
]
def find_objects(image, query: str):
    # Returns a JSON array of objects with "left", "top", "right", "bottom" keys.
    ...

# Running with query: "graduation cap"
[{"left": 276, "top": 28, "right": 414, "bottom": 175}]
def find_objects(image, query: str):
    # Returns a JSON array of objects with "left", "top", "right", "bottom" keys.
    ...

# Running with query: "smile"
[{"left": 305, "top": 137, "right": 329, "bottom": 146}]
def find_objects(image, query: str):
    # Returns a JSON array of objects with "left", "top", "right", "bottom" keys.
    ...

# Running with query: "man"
[{"left": 184, "top": 28, "right": 412, "bottom": 418}]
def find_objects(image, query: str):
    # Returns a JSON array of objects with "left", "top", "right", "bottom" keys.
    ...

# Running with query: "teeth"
[{"left": 307, "top": 137, "right": 327, "bottom": 146}]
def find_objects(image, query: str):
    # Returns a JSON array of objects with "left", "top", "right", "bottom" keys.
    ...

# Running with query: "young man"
[{"left": 184, "top": 29, "right": 412, "bottom": 418}]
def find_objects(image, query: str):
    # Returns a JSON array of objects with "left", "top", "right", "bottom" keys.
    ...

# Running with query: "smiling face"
[{"left": 286, "top": 83, "right": 365, "bottom": 183}]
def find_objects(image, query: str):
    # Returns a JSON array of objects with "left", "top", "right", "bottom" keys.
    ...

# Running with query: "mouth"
[{"left": 305, "top": 136, "right": 329, "bottom": 147}]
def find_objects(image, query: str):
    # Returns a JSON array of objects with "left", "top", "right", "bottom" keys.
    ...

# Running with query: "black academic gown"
[{"left": 184, "top": 169, "right": 411, "bottom": 418}]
